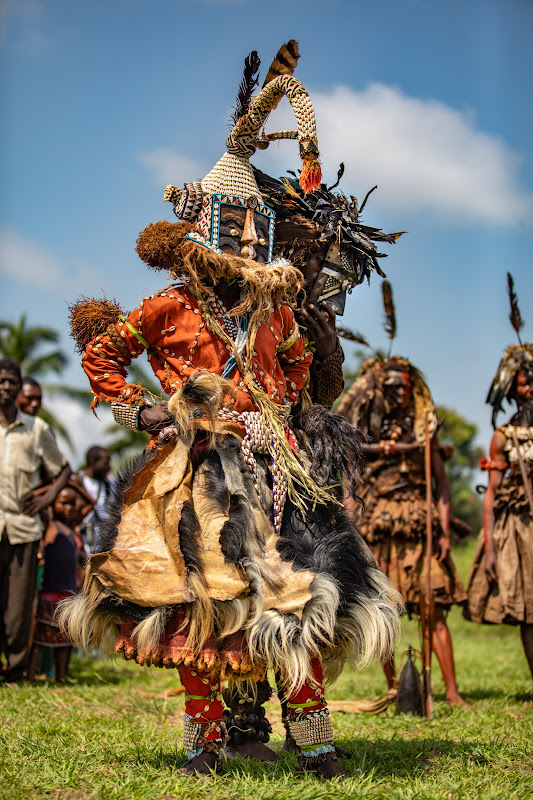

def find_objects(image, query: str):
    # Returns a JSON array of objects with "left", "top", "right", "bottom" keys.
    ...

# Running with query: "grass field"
[{"left": 1, "top": 540, "right": 532, "bottom": 800}]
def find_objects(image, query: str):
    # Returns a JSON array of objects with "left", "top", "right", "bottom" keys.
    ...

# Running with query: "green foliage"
[
  {"left": 0, "top": 315, "right": 68, "bottom": 376},
  {"left": 437, "top": 406, "right": 484, "bottom": 536},
  {"left": 0, "top": 544, "right": 531, "bottom": 800}
]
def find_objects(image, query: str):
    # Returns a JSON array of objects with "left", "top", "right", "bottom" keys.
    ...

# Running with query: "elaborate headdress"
[
  {"left": 253, "top": 165, "right": 404, "bottom": 314},
  {"left": 163, "top": 41, "right": 322, "bottom": 262},
  {"left": 486, "top": 273, "right": 533, "bottom": 428},
  {"left": 337, "top": 281, "right": 437, "bottom": 442}
]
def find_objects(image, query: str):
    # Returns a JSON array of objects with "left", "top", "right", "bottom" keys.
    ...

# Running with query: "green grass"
[{"left": 1, "top": 541, "right": 532, "bottom": 800}]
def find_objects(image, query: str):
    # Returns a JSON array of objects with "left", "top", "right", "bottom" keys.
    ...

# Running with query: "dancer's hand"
[
  {"left": 301, "top": 301, "right": 337, "bottom": 360},
  {"left": 435, "top": 534, "right": 451, "bottom": 563},
  {"left": 484, "top": 548, "right": 497, "bottom": 582},
  {"left": 138, "top": 401, "right": 173, "bottom": 434}
]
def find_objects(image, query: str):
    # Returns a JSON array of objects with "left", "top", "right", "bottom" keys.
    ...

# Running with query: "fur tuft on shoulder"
[
  {"left": 68, "top": 296, "right": 124, "bottom": 355},
  {"left": 168, "top": 370, "right": 235, "bottom": 445}
]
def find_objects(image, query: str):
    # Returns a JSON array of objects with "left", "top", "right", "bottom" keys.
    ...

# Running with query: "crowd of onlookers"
[{"left": 0, "top": 358, "right": 115, "bottom": 685}]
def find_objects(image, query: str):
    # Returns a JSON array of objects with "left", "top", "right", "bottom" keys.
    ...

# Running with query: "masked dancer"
[
  {"left": 221, "top": 167, "right": 403, "bottom": 758},
  {"left": 59, "top": 41, "right": 403, "bottom": 778},
  {"left": 465, "top": 274, "right": 533, "bottom": 703},
  {"left": 338, "top": 282, "right": 467, "bottom": 705}
]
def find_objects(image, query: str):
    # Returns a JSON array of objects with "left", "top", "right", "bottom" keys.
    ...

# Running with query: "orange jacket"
[{"left": 83, "top": 284, "right": 313, "bottom": 413}]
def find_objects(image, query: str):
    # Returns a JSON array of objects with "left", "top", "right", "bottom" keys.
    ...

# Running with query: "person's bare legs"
[
  {"left": 27, "top": 644, "right": 41, "bottom": 682},
  {"left": 382, "top": 656, "right": 396, "bottom": 689},
  {"left": 519, "top": 623, "right": 533, "bottom": 704},
  {"left": 431, "top": 606, "right": 467, "bottom": 705},
  {"left": 54, "top": 646, "right": 72, "bottom": 683}
]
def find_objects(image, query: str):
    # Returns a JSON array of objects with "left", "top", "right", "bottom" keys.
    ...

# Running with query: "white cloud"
[
  {"left": 256, "top": 83, "right": 533, "bottom": 227},
  {"left": 0, "top": 228, "right": 66, "bottom": 288},
  {"left": 137, "top": 149, "right": 208, "bottom": 189}
]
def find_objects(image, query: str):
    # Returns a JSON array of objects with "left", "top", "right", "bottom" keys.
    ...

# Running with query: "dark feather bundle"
[
  {"left": 337, "top": 326, "right": 369, "bottom": 347},
  {"left": 507, "top": 272, "right": 524, "bottom": 345},
  {"left": 382, "top": 280, "right": 397, "bottom": 353},
  {"left": 262, "top": 39, "right": 300, "bottom": 87},
  {"left": 231, "top": 50, "right": 261, "bottom": 126}
]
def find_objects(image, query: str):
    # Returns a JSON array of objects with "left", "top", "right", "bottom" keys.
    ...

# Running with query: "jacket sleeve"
[
  {"left": 277, "top": 306, "right": 313, "bottom": 404},
  {"left": 82, "top": 302, "right": 150, "bottom": 404}
]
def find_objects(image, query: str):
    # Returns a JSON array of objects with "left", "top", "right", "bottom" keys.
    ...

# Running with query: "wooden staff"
[
  {"left": 511, "top": 429, "right": 533, "bottom": 519},
  {"left": 423, "top": 412, "right": 434, "bottom": 719}
]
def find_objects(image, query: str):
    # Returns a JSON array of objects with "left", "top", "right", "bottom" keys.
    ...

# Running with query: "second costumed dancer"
[{"left": 60, "top": 40, "right": 403, "bottom": 778}]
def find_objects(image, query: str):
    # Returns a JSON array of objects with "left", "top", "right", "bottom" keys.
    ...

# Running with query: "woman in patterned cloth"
[{"left": 465, "top": 343, "right": 533, "bottom": 702}]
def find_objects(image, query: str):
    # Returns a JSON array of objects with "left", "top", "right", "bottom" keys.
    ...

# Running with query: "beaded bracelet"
[
  {"left": 111, "top": 402, "right": 143, "bottom": 431},
  {"left": 379, "top": 439, "right": 397, "bottom": 456}
]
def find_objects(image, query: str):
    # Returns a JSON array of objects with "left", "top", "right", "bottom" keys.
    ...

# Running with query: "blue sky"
[{"left": 1, "top": 0, "right": 532, "bottom": 461}]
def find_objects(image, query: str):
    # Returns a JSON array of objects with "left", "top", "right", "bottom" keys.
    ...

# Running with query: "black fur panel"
[
  {"left": 178, "top": 499, "right": 204, "bottom": 575},
  {"left": 201, "top": 450, "right": 230, "bottom": 512},
  {"left": 295, "top": 405, "right": 364, "bottom": 499},
  {"left": 219, "top": 493, "right": 252, "bottom": 565},
  {"left": 277, "top": 499, "right": 374, "bottom": 612},
  {"left": 93, "top": 451, "right": 153, "bottom": 554}
]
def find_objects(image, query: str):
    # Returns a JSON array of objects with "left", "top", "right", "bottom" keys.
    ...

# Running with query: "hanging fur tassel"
[
  {"left": 381, "top": 280, "right": 397, "bottom": 356},
  {"left": 68, "top": 296, "right": 124, "bottom": 355},
  {"left": 262, "top": 39, "right": 300, "bottom": 87},
  {"left": 507, "top": 271, "right": 524, "bottom": 345}
]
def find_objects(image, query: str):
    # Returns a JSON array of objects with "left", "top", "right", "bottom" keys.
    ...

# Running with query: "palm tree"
[
  {"left": 0, "top": 315, "right": 67, "bottom": 376},
  {"left": 0, "top": 315, "right": 92, "bottom": 449}
]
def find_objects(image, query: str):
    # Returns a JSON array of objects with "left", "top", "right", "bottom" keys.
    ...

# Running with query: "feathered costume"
[
  {"left": 338, "top": 351, "right": 466, "bottom": 611},
  {"left": 59, "top": 42, "right": 402, "bottom": 770},
  {"left": 466, "top": 336, "right": 533, "bottom": 626}
]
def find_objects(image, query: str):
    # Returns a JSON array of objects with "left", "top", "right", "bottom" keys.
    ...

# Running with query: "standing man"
[
  {"left": 0, "top": 358, "right": 71, "bottom": 683},
  {"left": 79, "top": 446, "right": 113, "bottom": 551}
]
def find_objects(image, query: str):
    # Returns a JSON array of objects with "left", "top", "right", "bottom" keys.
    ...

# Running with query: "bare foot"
[
  {"left": 178, "top": 751, "right": 219, "bottom": 776},
  {"left": 226, "top": 739, "right": 278, "bottom": 762},
  {"left": 446, "top": 692, "right": 472, "bottom": 707},
  {"left": 304, "top": 752, "right": 348, "bottom": 779}
]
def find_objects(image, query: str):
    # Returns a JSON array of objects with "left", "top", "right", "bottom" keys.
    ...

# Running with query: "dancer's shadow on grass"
[{"left": 128, "top": 736, "right": 489, "bottom": 781}]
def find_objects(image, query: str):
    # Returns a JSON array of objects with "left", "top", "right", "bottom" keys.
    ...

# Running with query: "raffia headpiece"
[
  {"left": 486, "top": 273, "right": 533, "bottom": 427},
  {"left": 163, "top": 41, "right": 322, "bottom": 260}
]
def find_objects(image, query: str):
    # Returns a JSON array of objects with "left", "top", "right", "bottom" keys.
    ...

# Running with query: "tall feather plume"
[
  {"left": 507, "top": 271, "right": 524, "bottom": 345},
  {"left": 381, "top": 280, "right": 397, "bottom": 356},
  {"left": 262, "top": 39, "right": 300, "bottom": 87},
  {"left": 231, "top": 50, "right": 261, "bottom": 126}
]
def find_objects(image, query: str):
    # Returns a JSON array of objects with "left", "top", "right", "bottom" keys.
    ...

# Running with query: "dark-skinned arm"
[
  {"left": 431, "top": 436, "right": 451, "bottom": 563},
  {"left": 22, "top": 463, "right": 72, "bottom": 517},
  {"left": 482, "top": 431, "right": 507, "bottom": 581}
]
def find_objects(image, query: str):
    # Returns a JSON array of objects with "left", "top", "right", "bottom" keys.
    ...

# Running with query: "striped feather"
[{"left": 262, "top": 39, "right": 300, "bottom": 87}]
